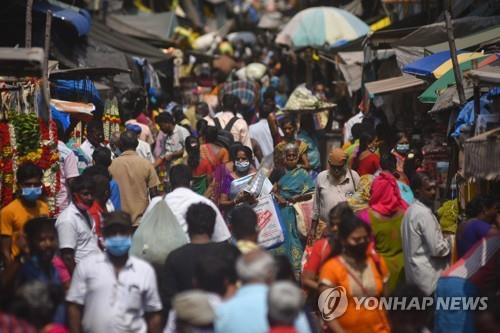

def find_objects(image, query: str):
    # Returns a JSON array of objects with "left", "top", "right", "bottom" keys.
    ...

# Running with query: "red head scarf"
[{"left": 369, "top": 172, "right": 408, "bottom": 216}]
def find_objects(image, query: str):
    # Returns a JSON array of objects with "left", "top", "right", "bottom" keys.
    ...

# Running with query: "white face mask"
[
  {"left": 235, "top": 160, "right": 250, "bottom": 173},
  {"left": 396, "top": 144, "right": 410, "bottom": 154}
]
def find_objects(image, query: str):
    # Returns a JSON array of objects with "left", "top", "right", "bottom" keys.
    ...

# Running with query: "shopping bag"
[
  {"left": 254, "top": 194, "right": 285, "bottom": 249},
  {"left": 130, "top": 198, "right": 188, "bottom": 266},
  {"left": 294, "top": 198, "right": 314, "bottom": 238}
]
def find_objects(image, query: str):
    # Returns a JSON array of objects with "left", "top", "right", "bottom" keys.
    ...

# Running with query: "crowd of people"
[{"left": 0, "top": 41, "right": 499, "bottom": 333}]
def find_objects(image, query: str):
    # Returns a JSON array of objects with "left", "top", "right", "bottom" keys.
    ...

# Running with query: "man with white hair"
[
  {"left": 214, "top": 250, "right": 311, "bottom": 333},
  {"left": 268, "top": 281, "right": 304, "bottom": 333}
]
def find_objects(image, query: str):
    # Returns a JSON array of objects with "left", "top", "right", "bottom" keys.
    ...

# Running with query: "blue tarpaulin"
[
  {"left": 452, "top": 87, "right": 500, "bottom": 137},
  {"left": 403, "top": 50, "right": 465, "bottom": 77},
  {"left": 33, "top": 1, "right": 91, "bottom": 36},
  {"left": 52, "top": 80, "right": 103, "bottom": 115},
  {"left": 51, "top": 107, "right": 70, "bottom": 130}
]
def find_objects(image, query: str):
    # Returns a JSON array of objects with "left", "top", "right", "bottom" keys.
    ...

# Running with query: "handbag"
[{"left": 294, "top": 198, "right": 314, "bottom": 238}]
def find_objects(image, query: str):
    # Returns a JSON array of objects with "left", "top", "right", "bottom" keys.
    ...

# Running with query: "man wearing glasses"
[{"left": 311, "top": 148, "right": 360, "bottom": 239}]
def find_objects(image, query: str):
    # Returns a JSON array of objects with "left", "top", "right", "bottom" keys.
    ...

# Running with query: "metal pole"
[
  {"left": 445, "top": 3, "right": 466, "bottom": 104},
  {"left": 25, "top": 0, "right": 33, "bottom": 47},
  {"left": 305, "top": 49, "right": 313, "bottom": 87}
]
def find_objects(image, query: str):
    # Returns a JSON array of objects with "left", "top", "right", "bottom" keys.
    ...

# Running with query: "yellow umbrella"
[{"left": 432, "top": 52, "right": 484, "bottom": 78}]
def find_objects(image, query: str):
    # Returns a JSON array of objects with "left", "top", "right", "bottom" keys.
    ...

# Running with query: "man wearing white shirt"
[
  {"left": 55, "top": 174, "right": 101, "bottom": 274},
  {"left": 250, "top": 104, "right": 274, "bottom": 158},
  {"left": 154, "top": 112, "right": 190, "bottom": 166},
  {"left": 145, "top": 165, "right": 230, "bottom": 243},
  {"left": 67, "top": 212, "right": 163, "bottom": 333},
  {"left": 80, "top": 119, "right": 107, "bottom": 163},
  {"left": 206, "top": 94, "right": 252, "bottom": 150},
  {"left": 56, "top": 132, "right": 80, "bottom": 212},
  {"left": 401, "top": 172, "right": 451, "bottom": 296}
]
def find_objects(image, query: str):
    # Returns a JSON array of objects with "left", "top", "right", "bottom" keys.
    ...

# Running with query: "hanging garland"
[
  {"left": 103, "top": 97, "right": 121, "bottom": 141},
  {"left": 0, "top": 112, "right": 61, "bottom": 215},
  {"left": 40, "top": 119, "right": 61, "bottom": 216},
  {"left": 0, "top": 122, "right": 15, "bottom": 207}
]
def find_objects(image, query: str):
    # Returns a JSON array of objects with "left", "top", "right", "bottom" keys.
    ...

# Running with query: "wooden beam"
[
  {"left": 41, "top": 11, "right": 52, "bottom": 122},
  {"left": 44, "top": 11, "right": 52, "bottom": 75},
  {"left": 25, "top": 0, "right": 33, "bottom": 48},
  {"left": 445, "top": 2, "right": 466, "bottom": 104}
]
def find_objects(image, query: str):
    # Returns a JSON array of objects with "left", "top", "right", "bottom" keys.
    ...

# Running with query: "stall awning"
[
  {"left": 394, "top": 16, "right": 500, "bottom": 47},
  {"left": 426, "top": 25, "right": 500, "bottom": 53},
  {"left": 403, "top": 50, "right": 465, "bottom": 77},
  {"left": 49, "top": 67, "right": 131, "bottom": 80},
  {"left": 428, "top": 84, "right": 474, "bottom": 113},
  {"left": 106, "top": 12, "right": 178, "bottom": 43},
  {"left": 464, "top": 127, "right": 500, "bottom": 180},
  {"left": 364, "top": 75, "right": 426, "bottom": 96},
  {"left": 418, "top": 54, "right": 497, "bottom": 103},
  {"left": 466, "top": 62, "right": 500, "bottom": 85},
  {"left": 0, "top": 47, "right": 44, "bottom": 77},
  {"left": 89, "top": 21, "right": 172, "bottom": 64}
]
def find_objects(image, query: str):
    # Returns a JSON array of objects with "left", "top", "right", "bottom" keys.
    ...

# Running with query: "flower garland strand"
[
  {"left": 0, "top": 115, "right": 60, "bottom": 213},
  {"left": 0, "top": 122, "right": 15, "bottom": 207},
  {"left": 103, "top": 97, "right": 120, "bottom": 142}
]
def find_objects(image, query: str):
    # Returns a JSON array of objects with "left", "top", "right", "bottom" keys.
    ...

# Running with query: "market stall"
[{"left": 0, "top": 48, "right": 60, "bottom": 215}]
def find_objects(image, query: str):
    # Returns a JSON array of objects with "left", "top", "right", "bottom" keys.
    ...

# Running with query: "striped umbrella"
[{"left": 276, "top": 6, "right": 369, "bottom": 49}]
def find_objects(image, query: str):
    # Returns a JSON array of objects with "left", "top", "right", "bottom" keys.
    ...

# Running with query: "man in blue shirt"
[{"left": 215, "top": 250, "right": 312, "bottom": 333}]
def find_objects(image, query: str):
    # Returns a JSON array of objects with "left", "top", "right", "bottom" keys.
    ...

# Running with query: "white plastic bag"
[
  {"left": 130, "top": 198, "right": 188, "bottom": 266},
  {"left": 254, "top": 195, "right": 284, "bottom": 249}
]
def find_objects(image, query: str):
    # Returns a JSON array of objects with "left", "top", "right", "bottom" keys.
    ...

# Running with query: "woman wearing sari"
[
  {"left": 366, "top": 172, "right": 408, "bottom": 294},
  {"left": 212, "top": 144, "right": 271, "bottom": 215},
  {"left": 297, "top": 114, "right": 321, "bottom": 179},
  {"left": 184, "top": 136, "right": 213, "bottom": 196},
  {"left": 347, "top": 175, "right": 374, "bottom": 224},
  {"left": 319, "top": 214, "right": 391, "bottom": 333},
  {"left": 273, "top": 144, "right": 315, "bottom": 277},
  {"left": 199, "top": 125, "right": 230, "bottom": 169},
  {"left": 351, "top": 131, "right": 380, "bottom": 176},
  {"left": 274, "top": 117, "right": 310, "bottom": 170}
]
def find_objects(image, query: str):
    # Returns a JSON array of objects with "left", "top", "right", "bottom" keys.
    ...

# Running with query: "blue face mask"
[
  {"left": 21, "top": 186, "right": 42, "bottom": 202},
  {"left": 104, "top": 235, "right": 132, "bottom": 257}
]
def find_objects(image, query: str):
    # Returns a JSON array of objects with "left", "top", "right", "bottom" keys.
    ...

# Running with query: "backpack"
[{"left": 214, "top": 116, "right": 238, "bottom": 149}]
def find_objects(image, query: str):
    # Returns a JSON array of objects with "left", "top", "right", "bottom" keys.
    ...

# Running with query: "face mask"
[
  {"left": 21, "top": 187, "right": 42, "bottom": 202},
  {"left": 113, "top": 148, "right": 121, "bottom": 157},
  {"left": 74, "top": 194, "right": 93, "bottom": 211},
  {"left": 368, "top": 146, "right": 377, "bottom": 153},
  {"left": 235, "top": 160, "right": 250, "bottom": 173},
  {"left": 396, "top": 144, "right": 410, "bottom": 154},
  {"left": 345, "top": 241, "right": 369, "bottom": 260},
  {"left": 104, "top": 235, "right": 132, "bottom": 257}
]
